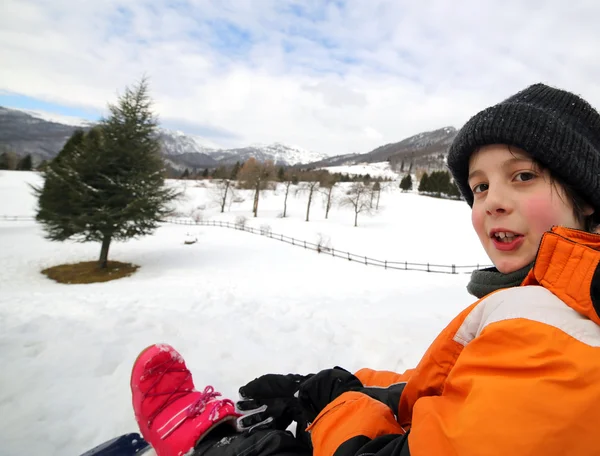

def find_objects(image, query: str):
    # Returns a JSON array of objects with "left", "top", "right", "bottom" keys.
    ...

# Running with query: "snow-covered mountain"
[
  {"left": 0, "top": 106, "right": 326, "bottom": 167},
  {"left": 1, "top": 105, "right": 457, "bottom": 173},
  {"left": 206, "top": 142, "right": 327, "bottom": 166},
  {"left": 306, "top": 127, "right": 458, "bottom": 173},
  {"left": 157, "top": 130, "right": 217, "bottom": 156}
]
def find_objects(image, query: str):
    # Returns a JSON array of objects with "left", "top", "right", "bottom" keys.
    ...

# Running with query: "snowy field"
[{"left": 0, "top": 171, "right": 490, "bottom": 455}]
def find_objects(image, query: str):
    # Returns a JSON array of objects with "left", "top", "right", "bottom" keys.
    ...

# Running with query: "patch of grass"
[{"left": 42, "top": 261, "right": 139, "bottom": 284}]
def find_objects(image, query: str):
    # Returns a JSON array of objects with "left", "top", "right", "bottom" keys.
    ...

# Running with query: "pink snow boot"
[{"left": 131, "top": 344, "right": 239, "bottom": 456}]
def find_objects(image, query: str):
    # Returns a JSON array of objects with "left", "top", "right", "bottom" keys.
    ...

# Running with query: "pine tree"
[
  {"left": 418, "top": 172, "right": 429, "bottom": 192},
  {"left": 277, "top": 166, "right": 286, "bottom": 182},
  {"left": 428, "top": 171, "right": 451, "bottom": 196},
  {"left": 230, "top": 161, "right": 241, "bottom": 180},
  {"left": 202, "top": 168, "right": 209, "bottom": 178},
  {"left": 55, "top": 130, "right": 85, "bottom": 165},
  {"left": 0, "top": 152, "right": 10, "bottom": 170},
  {"left": 33, "top": 79, "right": 179, "bottom": 268},
  {"left": 0, "top": 151, "right": 18, "bottom": 170},
  {"left": 181, "top": 168, "right": 190, "bottom": 179},
  {"left": 17, "top": 154, "right": 33, "bottom": 171},
  {"left": 400, "top": 174, "right": 412, "bottom": 191},
  {"left": 448, "top": 180, "right": 462, "bottom": 199}
]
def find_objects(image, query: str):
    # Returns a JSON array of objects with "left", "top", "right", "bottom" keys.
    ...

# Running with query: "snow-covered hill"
[
  {"left": 0, "top": 170, "right": 491, "bottom": 455},
  {"left": 0, "top": 170, "right": 490, "bottom": 455}
]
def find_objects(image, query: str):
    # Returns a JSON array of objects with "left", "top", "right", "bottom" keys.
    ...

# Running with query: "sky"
[{"left": 2, "top": 0, "right": 600, "bottom": 155}]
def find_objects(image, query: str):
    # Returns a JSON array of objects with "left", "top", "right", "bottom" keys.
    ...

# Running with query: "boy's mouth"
[{"left": 489, "top": 229, "right": 524, "bottom": 250}]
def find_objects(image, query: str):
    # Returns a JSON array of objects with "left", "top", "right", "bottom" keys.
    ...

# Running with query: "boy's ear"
[{"left": 583, "top": 205, "right": 595, "bottom": 217}]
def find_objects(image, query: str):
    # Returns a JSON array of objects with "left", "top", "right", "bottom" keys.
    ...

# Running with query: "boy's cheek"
[
  {"left": 471, "top": 209, "right": 486, "bottom": 239},
  {"left": 522, "top": 196, "right": 560, "bottom": 232}
]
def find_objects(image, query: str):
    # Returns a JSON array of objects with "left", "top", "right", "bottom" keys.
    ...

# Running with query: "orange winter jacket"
[{"left": 307, "top": 226, "right": 600, "bottom": 456}]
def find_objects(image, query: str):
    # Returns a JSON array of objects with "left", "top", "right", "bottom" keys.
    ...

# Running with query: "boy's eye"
[
  {"left": 472, "top": 183, "right": 488, "bottom": 194},
  {"left": 514, "top": 172, "right": 536, "bottom": 182}
]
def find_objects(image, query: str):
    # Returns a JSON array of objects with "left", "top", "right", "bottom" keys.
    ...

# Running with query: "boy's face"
[{"left": 468, "top": 144, "right": 590, "bottom": 274}]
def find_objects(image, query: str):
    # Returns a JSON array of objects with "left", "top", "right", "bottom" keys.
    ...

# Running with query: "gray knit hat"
[{"left": 447, "top": 83, "right": 600, "bottom": 217}]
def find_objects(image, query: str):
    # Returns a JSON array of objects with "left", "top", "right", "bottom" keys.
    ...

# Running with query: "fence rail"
[
  {"left": 164, "top": 217, "right": 491, "bottom": 274},
  {"left": 0, "top": 215, "right": 491, "bottom": 274}
]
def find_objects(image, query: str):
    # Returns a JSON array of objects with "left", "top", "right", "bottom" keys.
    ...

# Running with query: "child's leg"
[
  {"left": 192, "top": 427, "right": 311, "bottom": 456},
  {"left": 130, "top": 344, "right": 240, "bottom": 456}
]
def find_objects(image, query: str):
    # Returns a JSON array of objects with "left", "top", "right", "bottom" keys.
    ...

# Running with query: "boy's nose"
[{"left": 485, "top": 188, "right": 512, "bottom": 216}]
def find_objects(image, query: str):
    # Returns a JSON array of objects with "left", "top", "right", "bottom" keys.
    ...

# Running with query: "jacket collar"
[{"left": 522, "top": 226, "right": 600, "bottom": 325}]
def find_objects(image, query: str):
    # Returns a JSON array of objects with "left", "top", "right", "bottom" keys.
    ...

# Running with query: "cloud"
[{"left": 1, "top": 0, "right": 600, "bottom": 155}]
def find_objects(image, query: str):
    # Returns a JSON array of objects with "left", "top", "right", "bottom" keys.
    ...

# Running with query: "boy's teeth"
[
  {"left": 495, "top": 231, "right": 516, "bottom": 240},
  {"left": 494, "top": 231, "right": 516, "bottom": 242}
]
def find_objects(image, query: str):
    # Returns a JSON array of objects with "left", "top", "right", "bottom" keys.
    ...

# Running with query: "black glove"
[
  {"left": 236, "top": 373, "right": 313, "bottom": 432},
  {"left": 297, "top": 366, "right": 362, "bottom": 423}
]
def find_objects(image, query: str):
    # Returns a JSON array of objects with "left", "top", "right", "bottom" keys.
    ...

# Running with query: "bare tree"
[
  {"left": 372, "top": 181, "right": 382, "bottom": 209},
  {"left": 211, "top": 179, "right": 235, "bottom": 213},
  {"left": 281, "top": 172, "right": 295, "bottom": 218},
  {"left": 238, "top": 158, "right": 275, "bottom": 217},
  {"left": 341, "top": 182, "right": 373, "bottom": 227},
  {"left": 302, "top": 172, "right": 321, "bottom": 222},
  {"left": 319, "top": 173, "right": 339, "bottom": 219}
]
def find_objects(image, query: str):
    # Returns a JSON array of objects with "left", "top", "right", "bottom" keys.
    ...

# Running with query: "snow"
[
  {"left": 20, "top": 108, "right": 95, "bottom": 127},
  {"left": 0, "top": 171, "right": 491, "bottom": 455},
  {"left": 245, "top": 142, "right": 327, "bottom": 165},
  {"left": 322, "top": 162, "right": 399, "bottom": 179}
]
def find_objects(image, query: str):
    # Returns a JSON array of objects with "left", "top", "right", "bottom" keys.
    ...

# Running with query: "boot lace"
[{"left": 142, "top": 358, "right": 233, "bottom": 438}]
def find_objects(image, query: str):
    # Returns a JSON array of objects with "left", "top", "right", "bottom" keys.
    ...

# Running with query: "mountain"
[
  {"left": 0, "top": 106, "right": 457, "bottom": 173},
  {"left": 0, "top": 107, "right": 93, "bottom": 161},
  {"left": 0, "top": 107, "right": 327, "bottom": 167},
  {"left": 209, "top": 143, "right": 326, "bottom": 166},
  {"left": 306, "top": 127, "right": 458, "bottom": 173}
]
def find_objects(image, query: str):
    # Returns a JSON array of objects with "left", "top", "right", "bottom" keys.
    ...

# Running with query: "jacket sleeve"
[
  {"left": 306, "top": 391, "right": 411, "bottom": 456},
  {"left": 354, "top": 368, "right": 414, "bottom": 387}
]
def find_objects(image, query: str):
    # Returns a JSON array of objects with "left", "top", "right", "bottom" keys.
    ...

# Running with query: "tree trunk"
[
  {"left": 306, "top": 187, "right": 313, "bottom": 222},
  {"left": 283, "top": 183, "right": 290, "bottom": 217},
  {"left": 325, "top": 187, "right": 333, "bottom": 219},
  {"left": 221, "top": 180, "right": 230, "bottom": 213},
  {"left": 354, "top": 208, "right": 359, "bottom": 227},
  {"left": 370, "top": 190, "right": 374, "bottom": 208},
  {"left": 376, "top": 189, "right": 381, "bottom": 209},
  {"left": 253, "top": 182, "right": 260, "bottom": 217},
  {"left": 99, "top": 234, "right": 112, "bottom": 268}
]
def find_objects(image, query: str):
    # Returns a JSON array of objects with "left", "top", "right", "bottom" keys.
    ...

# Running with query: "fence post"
[
  {"left": 365, "top": 256, "right": 367, "bottom": 265},
  {"left": 427, "top": 263, "right": 430, "bottom": 272},
  {"left": 348, "top": 252, "right": 351, "bottom": 261},
  {"left": 304, "top": 241, "right": 306, "bottom": 249},
  {"left": 385, "top": 260, "right": 387, "bottom": 270},
  {"left": 405, "top": 261, "right": 407, "bottom": 270},
  {"left": 281, "top": 234, "right": 283, "bottom": 241},
  {"left": 452, "top": 264, "right": 455, "bottom": 274},
  {"left": 292, "top": 238, "right": 295, "bottom": 246},
  {"left": 332, "top": 248, "right": 334, "bottom": 257},
  {"left": 477, "top": 263, "right": 479, "bottom": 270}
]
